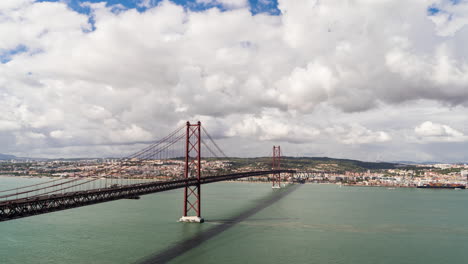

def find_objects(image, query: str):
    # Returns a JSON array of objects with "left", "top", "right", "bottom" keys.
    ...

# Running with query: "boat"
[{"left": 417, "top": 183, "right": 466, "bottom": 189}]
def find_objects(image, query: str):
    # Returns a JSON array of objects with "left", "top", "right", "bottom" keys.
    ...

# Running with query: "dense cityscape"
[{"left": 1, "top": 157, "right": 467, "bottom": 188}]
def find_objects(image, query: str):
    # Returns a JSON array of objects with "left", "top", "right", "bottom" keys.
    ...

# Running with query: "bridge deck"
[{"left": 0, "top": 170, "right": 294, "bottom": 222}]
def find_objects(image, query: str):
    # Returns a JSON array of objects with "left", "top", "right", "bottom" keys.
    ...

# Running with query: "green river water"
[{"left": 1, "top": 177, "right": 467, "bottom": 264}]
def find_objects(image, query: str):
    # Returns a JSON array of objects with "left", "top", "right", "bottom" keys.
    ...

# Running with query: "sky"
[{"left": 1, "top": 0, "right": 468, "bottom": 162}]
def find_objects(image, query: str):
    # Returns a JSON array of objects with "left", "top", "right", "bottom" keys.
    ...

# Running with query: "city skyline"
[{"left": 1, "top": 0, "right": 468, "bottom": 162}]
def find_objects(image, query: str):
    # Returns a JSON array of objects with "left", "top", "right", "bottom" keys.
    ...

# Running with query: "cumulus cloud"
[
  {"left": 0, "top": 120, "right": 21, "bottom": 131},
  {"left": 49, "top": 130, "right": 70, "bottom": 139},
  {"left": 227, "top": 110, "right": 321, "bottom": 143},
  {"left": 0, "top": 0, "right": 34, "bottom": 10},
  {"left": 414, "top": 121, "right": 467, "bottom": 142},
  {"left": 429, "top": 0, "right": 468, "bottom": 36},
  {"left": 326, "top": 124, "right": 392, "bottom": 145},
  {"left": 0, "top": 0, "right": 467, "bottom": 161},
  {"left": 277, "top": 62, "right": 337, "bottom": 112},
  {"left": 15, "top": 131, "right": 47, "bottom": 146}
]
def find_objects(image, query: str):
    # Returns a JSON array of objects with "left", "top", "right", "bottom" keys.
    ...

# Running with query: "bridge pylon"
[
  {"left": 179, "top": 121, "right": 204, "bottom": 223},
  {"left": 272, "top": 146, "right": 282, "bottom": 188}
]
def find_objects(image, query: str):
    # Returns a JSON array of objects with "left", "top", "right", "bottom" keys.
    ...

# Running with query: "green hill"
[{"left": 226, "top": 156, "right": 398, "bottom": 172}]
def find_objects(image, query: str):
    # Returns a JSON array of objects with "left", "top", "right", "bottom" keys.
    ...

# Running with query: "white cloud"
[
  {"left": 0, "top": 0, "right": 468, "bottom": 161},
  {"left": 414, "top": 121, "right": 467, "bottom": 142},
  {"left": 0, "top": 0, "right": 33, "bottom": 10},
  {"left": 429, "top": 0, "right": 468, "bottom": 36},
  {"left": 15, "top": 131, "right": 46, "bottom": 146},
  {"left": 109, "top": 124, "right": 153, "bottom": 143},
  {"left": 25, "top": 132, "right": 46, "bottom": 139},
  {"left": 0, "top": 120, "right": 21, "bottom": 131},
  {"left": 277, "top": 62, "right": 337, "bottom": 112},
  {"left": 0, "top": 1, "right": 90, "bottom": 51},
  {"left": 227, "top": 110, "right": 320, "bottom": 143},
  {"left": 326, "top": 124, "right": 392, "bottom": 145},
  {"left": 50, "top": 130, "right": 72, "bottom": 139}
]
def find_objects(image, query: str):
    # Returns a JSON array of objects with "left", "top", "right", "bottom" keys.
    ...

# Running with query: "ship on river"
[{"left": 417, "top": 183, "right": 466, "bottom": 189}]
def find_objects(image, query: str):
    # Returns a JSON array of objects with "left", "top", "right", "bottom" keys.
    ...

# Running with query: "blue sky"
[
  {"left": 36, "top": 0, "right": 281, "bottom": 15},
  {"left": 33, "top": 0, "right": 465, "bottom": 22},
  {"left": 427, "top": 0, "right": 463, "bottom": 15},
  {"left": 0, "top": 45, "right": 28, "bottom": 63}
]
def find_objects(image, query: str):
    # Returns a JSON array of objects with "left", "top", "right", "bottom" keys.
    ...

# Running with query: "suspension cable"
[
  {"left": 0, "top": 178, "right": 81, "bottom": 199},
  {"left": 26, "top": 178, "right": 100, "bottom": 199},
  {"left": 0, "top": 177, "right": 64, "bottom": 194},
  {"left": 202, "top": 126, "right": 228, "bottom": 158}
]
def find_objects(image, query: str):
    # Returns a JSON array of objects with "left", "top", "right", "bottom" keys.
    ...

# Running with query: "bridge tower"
[
  {"left": 179, "top": 121, "right": 204, "bottom": 223},
  {"left": 272, "top": 146, "right": 281, "bottom": 188}
]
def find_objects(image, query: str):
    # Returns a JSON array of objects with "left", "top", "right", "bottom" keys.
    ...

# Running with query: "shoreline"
[{"left": 1, "top": 176, "right": 465, "bottom": 190}]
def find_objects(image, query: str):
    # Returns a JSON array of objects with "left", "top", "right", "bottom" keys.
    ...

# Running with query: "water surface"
[{"left": 1, "top": 178, "right": 467, "bottom": 264}]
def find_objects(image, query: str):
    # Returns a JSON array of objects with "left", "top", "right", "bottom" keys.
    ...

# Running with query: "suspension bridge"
[{"left": 0, "top": 122, "right": 295, "bottom": 223}]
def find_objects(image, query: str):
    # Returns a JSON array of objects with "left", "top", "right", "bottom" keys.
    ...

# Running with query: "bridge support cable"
[
  {"left": 0, "top": 121, "right": 236, "bottom": 221},
  {"left": 0, "top": 177, "right": 65, "bottom": 195},
  {"left": 126, "top": 125, "right": 185, "bottom": 160},
  {"left": 0, "top": 125, "right": 189, "bottom": 203},
  {"left": 201, "top": 127, "right": 228, "bottom": 159},
  {"left": 0, "top": 178, "right": 83, "bottom": 200},
  {"left": 24, "top": 178, "right": 100, "bottom": 199},
  {"left": 0, "top": 170, "right": 295, "bottom": 222}
]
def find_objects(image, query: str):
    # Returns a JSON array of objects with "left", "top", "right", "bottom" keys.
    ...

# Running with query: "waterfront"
[{"left": 1, "top": 178, "right": 467, "bottom": 264}]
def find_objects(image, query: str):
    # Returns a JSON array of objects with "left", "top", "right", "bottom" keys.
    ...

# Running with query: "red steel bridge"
[{"left": 0, "top": 122, "right": 295, "bottom": 222}]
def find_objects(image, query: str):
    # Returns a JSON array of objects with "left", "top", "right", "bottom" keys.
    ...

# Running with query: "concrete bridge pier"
[{"left": 179, "top": 216, "right": 204, "bottom": 223}]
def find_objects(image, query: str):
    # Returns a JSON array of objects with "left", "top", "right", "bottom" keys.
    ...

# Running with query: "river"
[{"left": 1, "top": 177, "right": 467, "bottom": 264}]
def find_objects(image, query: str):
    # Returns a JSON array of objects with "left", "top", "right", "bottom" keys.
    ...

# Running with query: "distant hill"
[
  {"left": 226, "top": 156, "right": 400, "bottom": 172},
  {"left": 392, "top": 160, "right": 440, "bottom": 165},
  {"left": 281, "top": 156, "right": 399, "bottom": 171},
  {"left": 0, "top": 153, "right": 17, "bottom": 160},
  {"left": 0, "top": 153, "right": 420, "bottom": 170}
]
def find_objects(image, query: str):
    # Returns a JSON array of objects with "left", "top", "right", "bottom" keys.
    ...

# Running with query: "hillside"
[
  {"left": 0, "top": 153, "right": 17, "bottom": 160},
  {"left": 227, "top": 156, "right": 399, "bottom": 172}
]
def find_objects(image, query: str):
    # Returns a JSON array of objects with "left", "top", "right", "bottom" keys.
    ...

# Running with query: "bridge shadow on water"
[
  {"left": 206, "top": 217, "right": 299, "bottom": 223},
  {"left": 137, "top": 184, "right": 301, "bottom": 264}
]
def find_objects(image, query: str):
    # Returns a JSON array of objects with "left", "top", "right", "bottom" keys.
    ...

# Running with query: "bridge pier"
[
  {"left": 272, "top": 146, "right": 282, "bottom": 188},
  {"left": 179, "top": 216, "right": 204, "bottom": 223},
  {"left": 179, "top": 121, "right": 204, "bottom": 223}
]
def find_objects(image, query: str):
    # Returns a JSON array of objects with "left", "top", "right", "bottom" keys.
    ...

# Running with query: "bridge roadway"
[{"left": 0, "top": 170, "right": 294, "bottom": 222}]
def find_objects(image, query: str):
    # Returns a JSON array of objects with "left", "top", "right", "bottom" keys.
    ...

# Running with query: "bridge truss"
[
  {"left": 0, "top": 121, "right": 294, "bottom": 222},
  {"left": 0, "top": 170, "right": 294, "bottom": 222}
]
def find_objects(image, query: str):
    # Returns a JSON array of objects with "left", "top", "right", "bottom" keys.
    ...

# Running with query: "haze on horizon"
[{"left": 1, "top": 0, "right": 468, "bottom": 162}]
